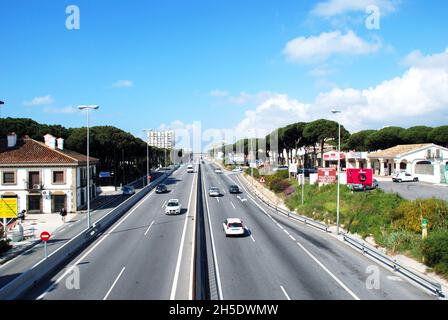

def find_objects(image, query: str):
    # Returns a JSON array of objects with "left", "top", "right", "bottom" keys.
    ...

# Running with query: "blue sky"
[{"left": 1, "top": 0, "right": 448, "bottom": 149}]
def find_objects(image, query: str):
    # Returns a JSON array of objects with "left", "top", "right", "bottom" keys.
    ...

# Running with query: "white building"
[
  {"left": 147, "top": 130, "right": 175, "bottom": 149},
  {"left": 367, "top": 143, "right": 448, "bottom": 184},
  {"left": 0, "top": 133, "right": 99, "bottom": 214}
]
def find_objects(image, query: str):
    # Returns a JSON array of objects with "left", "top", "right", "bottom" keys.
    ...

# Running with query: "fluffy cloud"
[
  {"left": 23, "top": 94, "right": 54, "bottom": 106},
  {"left": 210, "top": 90, "right": 276, "bottom": 105},
  {"left": 112, "top": 80, "right": 134, "bottom": 88},
  {"left": 284, "top": 30, "right": 380, "bottom": 63},
  {"left": 209, "top": 89, "right": 229, "bottom": 97},
  {"left": 234, "top": 49, "right": 448, "bottom": 135},
  {"left": 43, "top": 106, "right": 78, "bottom": 114},
  {"left": 311, "top": 0, "right": 399, "bottom": 17}
]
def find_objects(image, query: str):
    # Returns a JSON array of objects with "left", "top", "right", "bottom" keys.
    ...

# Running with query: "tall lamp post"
[
  {"left": 0, "top": 100, "right": 4, "bottom": 118},
  {"left": 331, "top": 109, "right": 342, "bottom": 235},
  {"left": 143, "top": 129, "right": 152, "bottom": 186},
  {"left": 78, "top": 105, "right": 99, "bottom": 229}
]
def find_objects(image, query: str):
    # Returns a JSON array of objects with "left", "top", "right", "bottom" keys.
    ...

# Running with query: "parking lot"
[{"left": 377, "top": 180, "right": 448, "bottom": 201}]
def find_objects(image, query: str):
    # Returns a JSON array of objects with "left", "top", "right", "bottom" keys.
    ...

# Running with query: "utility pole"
[{"left": 332, "top": 109, "right": 342, "bottom": 235}]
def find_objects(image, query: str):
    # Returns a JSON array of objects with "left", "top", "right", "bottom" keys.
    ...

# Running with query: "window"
[
  {"left": 2, "top": 171, "right": 16, "bottom": 184},
  {"left": 53, "top": 171, "right": 65, "bottom": 184}
]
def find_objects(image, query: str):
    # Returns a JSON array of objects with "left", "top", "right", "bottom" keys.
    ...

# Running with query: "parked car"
[
  {"left": 298, "top": 168, "right": 318, "bottom": 177},
  {"left": 222, "top": 218, "right": 245, "bottom": 237},
  {"left": 232, "top": 167, "right": 243, "bottom": 172},
  {"left": 155, "top": 184, "right": 168, "bottom": 193},
  {"left": 349, "top": 179, "right": 379, "bottom": 191},
  {"left": 165, "top": 199, "right": 181, "bottom": 215},
  {"left": 272, "top": 165, "right": 289, "bottom": 172},
  {"left": 392, "top": 172, "right": 419, "bottom": 183},
  {"left": 209, "top": 187, "right": 221, "bottom": 197},
  {"left": 229, "top": 185, "right": 240, "bottom": 194},
  {"left": 122, "top": 186, "right": 135, "bottom": 195}
]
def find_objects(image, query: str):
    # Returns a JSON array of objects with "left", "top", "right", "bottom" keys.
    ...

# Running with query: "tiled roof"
[
  {"left": 368, "top": 144, "right": 433, "bottom": 158},
  {"left": 0, "top": 137, "right": 99, "bottom": 165}
]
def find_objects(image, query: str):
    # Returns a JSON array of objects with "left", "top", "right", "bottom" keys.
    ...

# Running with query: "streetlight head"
[
  {"left": 331, "top": 109, "right": 341, "bottom": 114},
  {"left": 0, "top": 101, "right": 4, "bottom": 105},
  {"left": 78, "top": 105, "right": 100, "bottom": 110}
]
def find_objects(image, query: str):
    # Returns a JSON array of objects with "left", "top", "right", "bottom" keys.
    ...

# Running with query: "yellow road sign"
[{"left": 0, "top": 198, "right": 18, "bottom": 218}]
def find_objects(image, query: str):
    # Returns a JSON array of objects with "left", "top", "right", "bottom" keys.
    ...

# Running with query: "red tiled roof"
[{"left": 0, "top": 138, "right": 99, "bottom": 166}]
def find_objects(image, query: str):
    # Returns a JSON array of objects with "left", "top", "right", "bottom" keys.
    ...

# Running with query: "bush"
[
  {"left": 244, "top": 167, "right": 260, "bottom": 179},
  {"left": 421, "top": 231, "right": 448, "bottom": 276},
  {"left": 378, "top": 230, "right": 421, "bottom": 253},
  {"left": 394, "top": 199, "right": 448, "bottom": 232},
  {"left": 269, "top": 179, "right": 291, "bottom": 193}
]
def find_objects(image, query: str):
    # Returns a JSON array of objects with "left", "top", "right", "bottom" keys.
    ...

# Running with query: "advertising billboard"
[
  {"left": 318, "top": 168, "right": 337, "bottom": 184},
  {"left": 346, "top": 168, "right": 373, "bottom": 186},
  {"left": 0, "top": 198, "right": 18, "bottom": 218}
]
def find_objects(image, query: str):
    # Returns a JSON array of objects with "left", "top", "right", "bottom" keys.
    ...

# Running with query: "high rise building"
[{"left": 147, "top": 130, "right": 175, "bottom": 149}]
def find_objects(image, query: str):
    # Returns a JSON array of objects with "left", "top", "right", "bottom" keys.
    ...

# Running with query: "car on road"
[
  {"left": 155, "top": 184, "right": 168, "bottom": 193},
  {"left": 165, "top": 199, "right": 181, "bottom": 215},
  {"left": 122, "top": 186, "right": 135, "bottom": 195},
  {"left": 209, "top": 187, "right": 221, "bottom": 197},
  {"left": 229, "top": 185, "right": 240, "bottom": 194},
  {"left": 215, "top": 168, "right": 223, "bottom": 174},
  {"left": 392, "top": 172, "right": 419, "bottom": 183},
  {"left": 349, "top": 179, "right": 379, "bottom": 191},
  {"left": 222, "top": 218, "right": 245, "bottom": 237},
  {"left": 187, "top": 164, "right": 194, "bottom": 173}
]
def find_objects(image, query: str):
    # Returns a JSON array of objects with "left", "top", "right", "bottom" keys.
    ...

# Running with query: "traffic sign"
[
  {"left": 40, "top": 231, "right": 51, "bottom": 242},
  {"left": 259, "top": 176, "right": 266, "bottom": 184}
]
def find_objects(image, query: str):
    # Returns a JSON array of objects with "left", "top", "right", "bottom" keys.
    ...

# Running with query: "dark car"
[
  {"left": 122, "top": 186, "right": 135, "bottom": 195},
  {"left": 155, "top": 184, "right": 168, "bottom": 193},
  {"left": 229, "top": 185, "right": 240, "bottom": 194},
  {"left": 349, "top": 179, "right": 379, "bottom": 191}
]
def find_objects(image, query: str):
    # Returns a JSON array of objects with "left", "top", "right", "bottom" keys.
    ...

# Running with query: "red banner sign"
[
  {"left": 318, "top": 168, "right": 337, "bottom": 184},
  {"left": 346, "top": 168, "right": 373, "bottom": 186}
]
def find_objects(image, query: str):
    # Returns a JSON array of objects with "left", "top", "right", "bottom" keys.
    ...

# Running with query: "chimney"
[
  {"left": 7, "top": 132, "right": 17, "bottom": 148},
  {"left": 44, "top": 134, "right": 56, "bottom": 149},
  {"left": 57, "top": 137, "right": 64, "bottom": 150}
]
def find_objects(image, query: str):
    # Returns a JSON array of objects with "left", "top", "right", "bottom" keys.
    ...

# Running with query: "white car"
[
  {"left": 165, "top": 199, "right": 181, "bottom": 215},
  {"left": 187, "top": 165, "right": 194, "bottom": 173},
  {"left": 392, "top": 172, "right": 419, "bottom": 183},
  {"left": 232, "top": 167, "right": 243, "bottom": 172},
  {"left": 215, "top": 168, "right": 223, "bottom": 174},
  {"left": 222, "top": 218, "right": 245, "bottom": 237},
  {"left": 209, "top": 187, "right": 221, "bottom": 197}
]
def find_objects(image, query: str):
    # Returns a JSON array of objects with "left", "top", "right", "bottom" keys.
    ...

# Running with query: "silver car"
[{"left": 209, "top": 187, "right": 220, "bottom": 197}]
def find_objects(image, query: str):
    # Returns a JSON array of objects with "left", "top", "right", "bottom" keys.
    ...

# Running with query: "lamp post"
[
  {"left": 331, "top": 109, "right": 342, "bottom": 235},
  {"left": 0, "top": 100, "right": 4, "bottom": 118},
  {"left": 78, "top": 105, "right": 99, "bottom": 229},
  {"left": 143, "top": 129, "right": 152, "bottom": 186}
]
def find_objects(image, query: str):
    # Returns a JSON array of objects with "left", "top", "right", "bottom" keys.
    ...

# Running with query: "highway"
[
  {"left": 5, "top": 159, "right": 438, "bottom": 300},
  {"left": 25, "top": 163, "right": 198, "bottom": 300},
  {"left": 201, "top": 161, "right": 435, "bottom": 300}
]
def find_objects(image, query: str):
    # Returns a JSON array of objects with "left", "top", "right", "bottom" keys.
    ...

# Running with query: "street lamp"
[
  {"left": 143, "top": 129, "right": 152, "bottom": 186},
  {"left": 331, "top": 109, "right": 342, "bottom": 235},
  {"left": 78, "top": 105, "right": 99, "bottom": 229},
  {"left": 0, "top": 100, "right": 4, "bottom": 118}
]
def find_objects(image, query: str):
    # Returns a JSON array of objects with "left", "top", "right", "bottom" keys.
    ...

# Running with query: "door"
[
  {"left": 52, "top": 195, "right": 66, "bottom": 213},
  {"left": 28, "top": 195, "right": 42, "bottom": 213}
]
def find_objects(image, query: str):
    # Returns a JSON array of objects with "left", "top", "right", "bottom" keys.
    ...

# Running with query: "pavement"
[{"left": 377, "top": 180, "right": 448, "bottom": 201}]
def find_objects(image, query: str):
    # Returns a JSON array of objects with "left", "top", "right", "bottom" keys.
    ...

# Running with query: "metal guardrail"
[{"left": 343, "top": 233, "right": 444, "bottom": 298}]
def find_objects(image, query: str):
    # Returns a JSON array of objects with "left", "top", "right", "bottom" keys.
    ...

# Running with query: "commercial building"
[
  {"left": 147, "top": 130, "right": 175, "bottom": 149},
  {"left": 0, "top": 133, "right": 99, "bottom": 214}
]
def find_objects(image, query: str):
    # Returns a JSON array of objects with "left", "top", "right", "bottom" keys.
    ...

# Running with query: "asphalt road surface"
[
  {"left": 201, "top": 161, "right": 436, "bottom": 300},
  {"left": 24, "top": 163, "right": 197, "bottom": 300},
  {"left": 378, "top": 181, "right": 448, "bottom": 201}
]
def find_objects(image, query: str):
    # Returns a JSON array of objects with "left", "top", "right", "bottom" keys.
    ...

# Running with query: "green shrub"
[
  {"left": 394, "top": 199, "right": 448, "bottom": 232},
  {"left": 378, "top": 230, "right": 420, "bottom": 253},
  {"left": 244, "top": 167, "right": 260, "bottom": 179},
  {"left": 269, "top": 179, "right": 291, "bottom": 193},
  {"left": 421, "top": 231, "right": 448, "bottom": 276}
]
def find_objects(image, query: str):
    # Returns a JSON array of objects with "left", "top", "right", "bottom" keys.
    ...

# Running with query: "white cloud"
[
  {"left": 209, "top": 89, "right": 229, "bottom": 97},
  {"left": 283, "top": 30, "right": 380, "bottom": 63},
  {"left": 112, "top": 80, "right": 134, "bottom": 88},
  {"left": 43, "top": 106, "right": 78, "bottom": 114},
  {"left": 23, "top": 94, "right": 54, "bottom": 106},
  {"left": 234, "top": 49, "right": 448, "bottom": 135},
  {"left": 312, "top": 0, "right": 399, "bottom": 17}
]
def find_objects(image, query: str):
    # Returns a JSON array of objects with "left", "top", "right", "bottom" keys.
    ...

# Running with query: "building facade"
[
  {"left": 0, "top": 134, "right": 99, "bottom": 214},
  {"left": 147, "top": 130, "right": 175, "bottom": 149}
]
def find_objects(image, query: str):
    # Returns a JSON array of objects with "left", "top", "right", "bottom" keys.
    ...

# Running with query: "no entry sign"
[{"left": 40, "top": 231, "right": 51, "bottom": 242}]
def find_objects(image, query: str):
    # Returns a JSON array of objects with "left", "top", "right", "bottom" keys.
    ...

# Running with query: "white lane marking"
[
  {"left": 103, "top": 266, "right": 126, "bottom": 300},
  {"left": 280, "top": 286, "right": 291, "bottom": 300},
  {"left": 161, "top": 200, "right": 167, "bottom": 208},
  {"left": 387, "top": 275, "right": 404, "bottom": 282},
  {"left": 289, "top": 235, "right": 296, "bottom": 241},
  {"left": 169, "top": 168, "right": 197, "bottom": 300},
  {"left": 144, "top": 220, "right": 155, "bottom": 236},
  {"left": 203, "top": 171, "right": 224, "bottom": 300},
  {"left": 230, "top": 201, "right": 236, "bottom": 209},
  {"left": 283, "top": 229, "right": 290, "bottom": 236},
  {"left": 250, "top": 234, "right": 256, "bottom": 242},
  {"left": 216, "top": 197, "right": 220, "bottom": 203},
  {"left": 36, "top": 188, "right": 157, "bottom": 300},
  {"left": 295, "top": 241, "right": 360, "bottom": 300}
]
